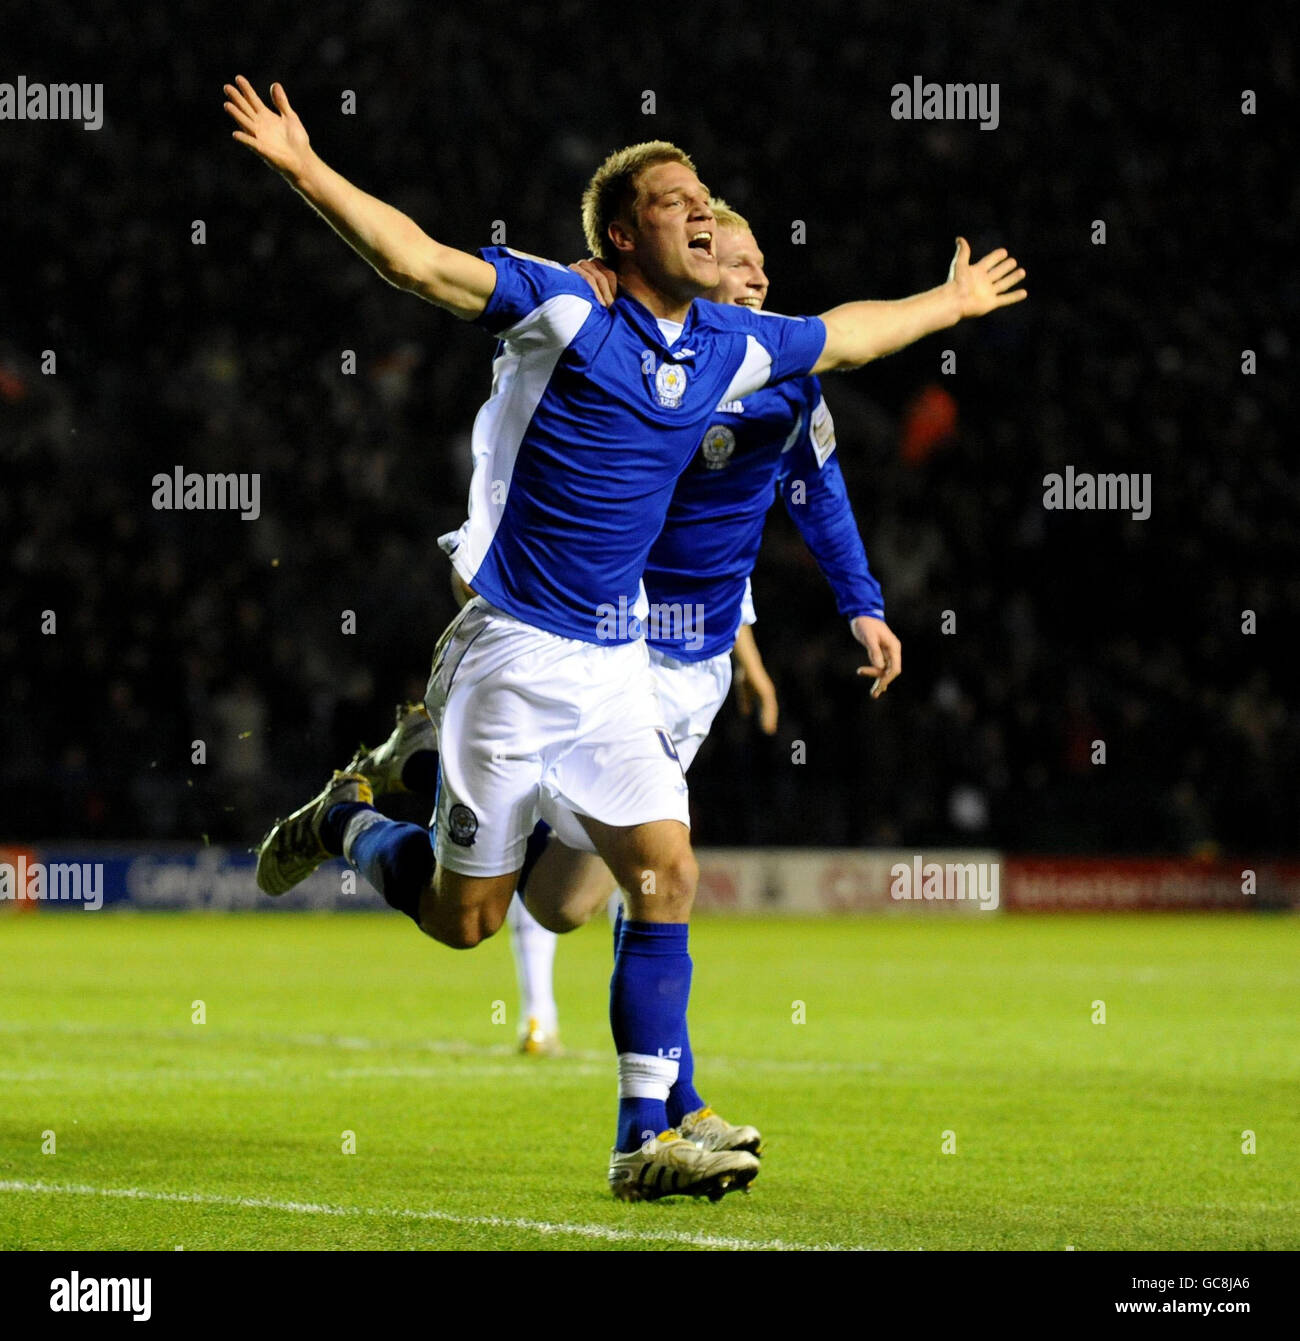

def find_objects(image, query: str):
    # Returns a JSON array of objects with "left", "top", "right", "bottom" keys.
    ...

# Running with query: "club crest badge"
[
  {"left": 701, "top": 424, "right": 736, "bottom": 470},
  {"left": 654, "top": 361, "right": 687, "bottom": 408},
  {"left": 448, "top": 803, "right": 478, "bottom": 847}
]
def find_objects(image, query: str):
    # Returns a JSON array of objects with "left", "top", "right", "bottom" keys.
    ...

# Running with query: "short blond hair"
[
  {"left": 709, "top": 197, "right": 752, "bottom": 235},
  {"left": 581, "top": 141, "right": 698, "bottom": 265}
]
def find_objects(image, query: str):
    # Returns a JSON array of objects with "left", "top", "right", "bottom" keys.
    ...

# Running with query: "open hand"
[
  {"left": 569, "top": 257, "right": 619, "bottom": 307},
  {"left": 947, "top": 237, "right": 1026, "bottom": 318},
  {"left": 223, "top": 76, "right": 313, "bottom": 183}
]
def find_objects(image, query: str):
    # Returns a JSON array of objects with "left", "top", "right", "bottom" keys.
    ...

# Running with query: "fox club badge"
[
  {"left": 701, "top": 424, "right": 736, "bottom": 470},
  {"left": 654, "top": 361, "right": 687, "bottom": 408},
  {"left": 447, "top": 803, "right": 478, "bottom": 847}
]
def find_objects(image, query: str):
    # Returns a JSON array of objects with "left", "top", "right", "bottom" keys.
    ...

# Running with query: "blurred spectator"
[{"left": 1, "top": 1, "right": 1294, "bottom": 855}]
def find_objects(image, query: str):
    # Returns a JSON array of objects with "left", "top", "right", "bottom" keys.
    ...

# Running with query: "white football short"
[
  {"left": 425, "top": 598, "right": 690, "bottom": 876},
  {"left": 647, "top": 646, "right": 733, "bottom": 772}
]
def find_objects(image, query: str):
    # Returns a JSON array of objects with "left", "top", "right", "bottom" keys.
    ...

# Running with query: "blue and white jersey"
[
  {"left": 642, "top": 376, "right": 884, "bottom": 662},
  {"left": 437, "top": 248, "right": 826, "bottom": 643}
]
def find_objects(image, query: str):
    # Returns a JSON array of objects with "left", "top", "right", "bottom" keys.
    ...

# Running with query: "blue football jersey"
[
  {"left": 437, "top": 248, "right": 826, "bottom": 643},
  {"left": 642, "top": 375, "right": 885, "bottom": 661}
]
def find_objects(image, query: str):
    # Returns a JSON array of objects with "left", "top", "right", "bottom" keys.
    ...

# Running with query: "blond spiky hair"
[
  {"left": 581, "top": 140, "right": 698, "bottom": 265},
  {"left": 708, "top": 197, "right": 752, "bottom": 234}
]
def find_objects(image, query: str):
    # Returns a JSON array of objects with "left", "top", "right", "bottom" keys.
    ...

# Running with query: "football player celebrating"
[
  {"left": 500, "top": 201, "right": 897, "bottom": 1128},
  {"left": 226, "top": 76, "right": 1025, "bottom": 1200}
]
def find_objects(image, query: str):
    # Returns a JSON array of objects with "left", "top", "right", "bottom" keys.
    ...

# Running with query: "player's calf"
[
  {"left": 588, "top": 819, "right": 701, "bottom": 1152},
  {"left": 522, "top": 834, "right": 619, "bottom": 933},
  {"left": 419, "top": 868, "right": 517, "bottom": 948}
]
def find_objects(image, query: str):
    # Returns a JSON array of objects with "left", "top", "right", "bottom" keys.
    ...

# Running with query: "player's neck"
[{"left": 617, "top": 268, "right": 697, "bottom": 324}]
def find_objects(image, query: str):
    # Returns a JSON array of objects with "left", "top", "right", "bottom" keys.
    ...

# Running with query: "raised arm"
[
  {"left": 222, "top": 76, "right": 497, "bottom": 320},
  {"left": 813, "top": 237, "right": 1025, "bottom": 374}
]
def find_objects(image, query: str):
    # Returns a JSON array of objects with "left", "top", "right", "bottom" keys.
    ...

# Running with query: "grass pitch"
[{"left": 1, "top": 909, "right": 1297, "bottom": 1250}]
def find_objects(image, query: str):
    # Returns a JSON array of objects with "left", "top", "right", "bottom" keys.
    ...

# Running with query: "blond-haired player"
[{"left": 228, "top": 77, "right": 1026, "bottom": 1198}]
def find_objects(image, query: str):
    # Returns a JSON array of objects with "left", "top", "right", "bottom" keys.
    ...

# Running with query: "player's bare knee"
[
  {"left": 662, "top": 846, "right": 699, "bottom": 902},
  {"left": 627, "top": 849, "right": 697, "bottom": 919},
  {"left": 427, "top": 913, "right": 483, "bottom": 950},
  {"left": 423, "top": 901, "right": 502, "bottom": 950},
  {"left": 526, "top": 900, "right": 580, "bottom": 935},
  {"left": 417, "top": 905, "right": 460, "bottom": 947}
]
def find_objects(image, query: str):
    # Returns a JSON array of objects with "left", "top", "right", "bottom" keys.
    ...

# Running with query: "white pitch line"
[
  {"left": 323, "top": 1064, "right": 607, "bottom": 1080},
  {"left": 0, "top": 1021, "right": 880, "bottom": 1074},
  {"left": 0, "top": 1179, "right": 876, "bottom": 1252},
  {"left": 0, "top": 1064, "right": 610, "bottom": 1084}
]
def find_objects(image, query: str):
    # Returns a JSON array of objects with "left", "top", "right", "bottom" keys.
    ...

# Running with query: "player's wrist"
[
  {"left": 938, "top": 280, "right": 965, "bottom": 327},
  {"left": 288, "top": 147, "right": 325, "bottom": 196}
]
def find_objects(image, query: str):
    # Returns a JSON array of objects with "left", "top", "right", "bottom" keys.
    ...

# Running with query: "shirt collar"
[{"left": 614, "top": 292, "right": 699, "bottom": 360}]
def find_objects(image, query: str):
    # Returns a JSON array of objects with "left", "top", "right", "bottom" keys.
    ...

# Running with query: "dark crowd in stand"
[{"left": 3, "top": 1, "right": 1296, "bottom": 855}]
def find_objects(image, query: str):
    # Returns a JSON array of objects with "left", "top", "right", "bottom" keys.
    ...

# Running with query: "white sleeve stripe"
[
  {"left": 503, "top": 247, "right": 567, "bottom": 271},
  {"left": 497, "top": 292, "right": 593, "bottom": 348},
  {"left": 721, "top": 334, "right": 773, "bottom": 403},
  {"left": 439, "top": 294, "right": 592, "bottom": 582}
]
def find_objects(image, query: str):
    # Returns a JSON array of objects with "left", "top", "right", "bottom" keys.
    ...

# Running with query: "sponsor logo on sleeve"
[{"left": 810, "top": 397, "right": 837, "bottom": 466}]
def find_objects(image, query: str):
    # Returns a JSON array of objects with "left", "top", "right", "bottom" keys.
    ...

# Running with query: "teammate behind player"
[
  {"left": 378, "top": 204, "right": 898, "bottom": 1147},
  {"left": 504, "top": 200, "right": 900, "bottom": 1060},
  {"left": 228, "top": 76, "right": 1025, "bottom": 1200}
]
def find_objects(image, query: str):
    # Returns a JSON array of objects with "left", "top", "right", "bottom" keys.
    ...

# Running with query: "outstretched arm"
[
  {"left": 813, "top": 238, "right": 1025, "bottom": 374},
  {"left": 223, "top": 76, "right": 496, "bottom": 320}
]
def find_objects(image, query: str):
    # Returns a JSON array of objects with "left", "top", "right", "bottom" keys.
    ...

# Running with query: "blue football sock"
[
  {"left": 666, "top": 1024, "right": 706, "bottom": 1126},
  {"left": 320, "top": 801, "right": 369, "bottom": 855},
  {"left": 609, "top": 920, "right": 692, "bottom": 1152},
  {"left": 610, "top": 904, "right": 701, "bottom": 1123},
  {"left": 337, "top": 810, "right": 434, "bottom": 924}
]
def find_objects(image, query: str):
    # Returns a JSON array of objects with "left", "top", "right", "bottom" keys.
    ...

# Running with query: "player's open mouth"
[
  {"left": 688, "top": 231, "right": 713, "bottom": 257},
  {"left": 736, "top": 296, "right": 761, "bottom": 307}
]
